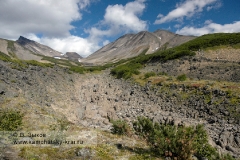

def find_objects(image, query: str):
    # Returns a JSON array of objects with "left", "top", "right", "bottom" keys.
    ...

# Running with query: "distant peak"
[
  {"left": 66, "top": 52, "right": 83, "bottom": 59},
  {"left": 17, "top": 36, "right": 33, "bottom": 43},
  {"left": 18, "top": 36, "right": 31, "bottom": 41},
  {"left": 17, "top": 36, "right": 34, "bottom": 45}
]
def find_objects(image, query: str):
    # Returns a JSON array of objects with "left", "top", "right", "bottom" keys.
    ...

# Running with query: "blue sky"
[{"left": 0, "top": 0, "right": 240, "bottom": 57}]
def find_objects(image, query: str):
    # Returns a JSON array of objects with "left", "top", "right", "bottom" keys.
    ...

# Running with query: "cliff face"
[{"left": 82, "top": 30, "right": 196, "bottom": 64}]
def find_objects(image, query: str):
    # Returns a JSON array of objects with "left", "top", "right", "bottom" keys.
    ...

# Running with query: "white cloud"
[
  {"left": 0, "top": 0, "right": 91, "bottom": 39},
  {"left": 207, "top": 1, "right": 222, "bottom": 11},
  {"left": 25, "top": 34, "right": 100, "bottom": 57},
  {"left": 103, "top": 40, "right": 110, "bottom": 46},
  {"left": 0, "top": 0, "right": 147, "bottom": 57},
  {"left": 86, "top": 0, "right": 148, "bottom": 43},
  {"left": 0, "top": 0, "right": 101, "bottom": 57},
  {"left": 104, "top": 0, "right": 147, "bottom": 31},
  {"left": 154, "top": 0, "right": 218, "bottom": 24},
  {"left": 204, "top": 20, "right": 213, "bottom": 25},
  {"left": 174, "top": 24, "right": 182, "bottom": 28},
  {"left": 41, "top": 36, "right": 99, "bottom": 57},
  {"left": 176, "top": 21, "right": 240, "bottom": 36}
]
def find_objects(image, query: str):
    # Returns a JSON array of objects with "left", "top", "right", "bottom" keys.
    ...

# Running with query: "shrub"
[
  {"left": 132, "top": 117, "right": 219, "bottom": 160},
  {"left": 144, "top": 72, "right": 156, "bottom": 79},
  {"left": 133, "top": 116, "right": 155, "bottom": 138},
  {"left": 69, "top": 66, "right": 85, "bottom": 74},
  {"left": 26, "top": 60, "right": 54, "bottom": 68},
  {"left": 0, "top": 109, "right": 23, "bottom": 131},
  {"left": 110, "top": 63, "right": 142, "bottom": 79},
  {"left": 157, "top": 72, "right": 168, "bottom": 76},
  {"left": 110, "top": 119, "right": 131, "bottom": 135},
  {"left": 177, "top": 74, "right": 187, "bottom": 81}
]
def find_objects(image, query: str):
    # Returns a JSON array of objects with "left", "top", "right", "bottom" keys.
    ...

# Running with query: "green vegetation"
[
  {"left": 0, "top": 109, "right": 23, "bottom": 131},
  {"left": 144, "top": 72, "right": 156, "bottom": 79},
  {"left": 110, "top": 33, "right": 240, "bottom": 80},
  {"left": 110, "top": 119, "right": 131, "bottom": 135},
  {"left": 177, "top": 33, "right": 240, "bottom": 51},
  {"left": 232, "top": 43, "right": 240, "bottom": 49},
  {"left": 0, "top": 51, "right": 54, "bottom": 70},
  {"left": 94, "top": 144, "right": 115, "bottom": 160},
  {"left": 157, "top": 72, "right": 168, "bottom": 76},
  {"left": 25, "top": 60, "right": 54, "bottom": 68},
  {"left": 0, "top": 51, "right": 12, "bottom": 62},
  {"left": 7, "top": 40, "right": 17, "bottom": 58},
  {"left": 110, "top": 46, "right": 195, "bottom": 79},
  {"left": 19, "top": 147, "right": 76, "bottom": 160},
  {"left": 176, "top": 74, "right": 187, "bottom": 81},
  {"left": 110, "top": 63, "right": 142, "bottom": 79},
  {"left": 110, "top": 117, "right": 235, "bottom": 160},
  {"left": 69, "top": 66, "right": 85, "bottom": 74},
  {"left": 41, "top": 55, "right": 78, "bottom": 66}
]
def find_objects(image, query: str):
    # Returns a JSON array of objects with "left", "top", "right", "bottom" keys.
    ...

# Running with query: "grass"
[
  {"left": 176, "top": 74, "right": 187, "bottom": 81},
  {"left": 69, "top": 66, "right": 85, "bottom": 74},
  {"left": 0, "top": 51, "right": 13, "bottom": 62},
  {"left": 144, "top": 72, "right": 156, "bottom": 79},
  {"left": 176, "top": 32, "right": 240, "bottom": 51},
  {"left": 19, "top": 146, "right": 76, "bottom": 160},
  {"left": 0, "top": 109, "right": 23, "bottom": 131},
  {"left": 25, "top": 60, "right": 54, "bottom": 68}
]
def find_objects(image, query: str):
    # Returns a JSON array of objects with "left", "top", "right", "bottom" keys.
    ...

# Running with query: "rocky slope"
[
  {"left": 0, "top": 54, "right": 240, "bottom": 159},
  {"left": 0, "top": 36, "right": 63, "bottom": 63},
  {"left": 64, "top": 52, "right": 83, "bottom": 62},
  {"left": 82, "top": 30, "right": 196, "bottom": 64},
  {"left": 0, "top": 38, "right": 42, "bottom": 61},
  {"left": 16, "top": 36, "right": 62, "bottom": 57},
  {"left": 143, "top": 52, "right": 240, "bottom": 82}
]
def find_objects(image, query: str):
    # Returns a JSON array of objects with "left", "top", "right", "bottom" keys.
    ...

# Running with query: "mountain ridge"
[
  {"left": 16, "top": 36, "right": 62, "bottom": 57},
  {"left": 82, "top": 30, "right": 196, "bottom": 64}
]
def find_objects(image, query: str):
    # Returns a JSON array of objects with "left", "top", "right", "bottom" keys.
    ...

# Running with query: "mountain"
[
  {"left": 82, "top": 30, "right": 196, "bottom": 64},
  {"left": 64, "top": 52, "right": 83, "bottom": 62},
  {"left": 0, "top": 36, "right": 63, "bottom": 62},
  {"left": 0, "top": 38, "right": 43, "bottom": 61},
  {"left": 16, "top": 36, "right": 62, "bottom": 57}
]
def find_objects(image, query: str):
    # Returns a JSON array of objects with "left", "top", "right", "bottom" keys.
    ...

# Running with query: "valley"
[{"left": 0, "top": 32, "right": 240, "bottom": 159}]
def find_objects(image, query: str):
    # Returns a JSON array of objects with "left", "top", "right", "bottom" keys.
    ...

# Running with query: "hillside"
[
  {"left": 82, "top": 30, "right": 196, "bottom": 65},
  {"left": 0, "top": 38, "right": 43, "bottom": 61},
  {"left": 0, "top": 32, "right": 240, "bottom": 159},
  {"left": 0, "top": 37, "right": 84, "bottom": 65},
  {"left": 16, "top": 36, "right": 62, "bottom": 57}
]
